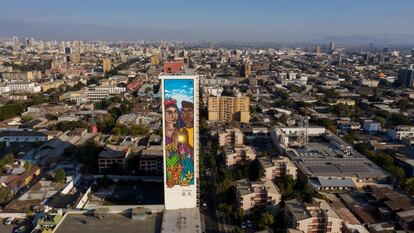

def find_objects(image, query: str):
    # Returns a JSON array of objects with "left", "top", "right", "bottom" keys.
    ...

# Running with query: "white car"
[
  {"left": 4, "top": 217, "right": 14, "bottom": 225},
  {"left": 241, "top": 221, "right": 247, "bottom": 229},
  {"left": 202, "top": 203, "right": 207, "bottom": 210}
]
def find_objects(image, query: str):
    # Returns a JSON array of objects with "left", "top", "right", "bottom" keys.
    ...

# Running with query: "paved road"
[
  {"left": 200, "top": 136, "right": 221, "bottom": 233},
  {"left": 202, "top": 177, "right": 220, "bottom": 233}
]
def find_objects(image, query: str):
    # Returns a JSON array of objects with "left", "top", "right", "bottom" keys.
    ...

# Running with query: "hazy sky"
[{"left": 1, "top": 0, "right": 413, "bottom": 44}]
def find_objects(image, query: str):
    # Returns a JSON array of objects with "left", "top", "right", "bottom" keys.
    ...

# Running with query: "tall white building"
[{"left": 161, "top": 75, "right": 199, "bottom": 210}]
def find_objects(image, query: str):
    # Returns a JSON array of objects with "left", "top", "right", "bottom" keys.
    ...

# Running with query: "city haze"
[{"left": 1, "top": 0, "right": 414, "bottom": 44}]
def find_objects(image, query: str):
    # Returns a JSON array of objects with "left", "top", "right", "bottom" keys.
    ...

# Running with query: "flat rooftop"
[
  {"left": 161, "top": 208, "right": 201, "bottom": 233},
  {"left": 55, "top": 213, "right": 162, "bottom": 233},
  {"left": 285, "top": 135, "right": 388, "bottom": 179}
]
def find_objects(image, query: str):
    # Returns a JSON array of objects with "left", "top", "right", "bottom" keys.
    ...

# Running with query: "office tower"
[
  {"left": 329, "top": 42, "right": 335, "bottom": 53},
  {"left": 64, "top": 47, "right": 72, "bottom": 55},
  {"left": 12, "top": 36, "right": 19, "bottom": 45},
  {"left": 398, "top": 65, "right": 414, "bottom": 88},
  {"left": 208, "top": 96, "right": 250, "bottom": 123},
  {"left": 24, "top": 38, "right": 30, "bottom": 47},
  {"left": 161, "top": 75, "right": 199, "bottom": 210},
  {"left": 102, "top": 58, "right": 112, "bottom": 73},
  {"left": 240, "top": 59, "right": 252, "bottom": 77}
]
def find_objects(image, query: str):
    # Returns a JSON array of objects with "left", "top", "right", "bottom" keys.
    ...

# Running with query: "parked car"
[
  {"left": 15, "top": 226, "right": 26, "bottom": 233},
  {"left": 246, "top": 219, "right": 252, "bottom": 228},
  {"left": 241, "top": 221, "right": 247, "bottom": 229},
  {"left": 4, "top": 217, "right": 14, "bottom": 225},
  {"left": 202, "top": 203, "right": 207, "bottom": 210}
]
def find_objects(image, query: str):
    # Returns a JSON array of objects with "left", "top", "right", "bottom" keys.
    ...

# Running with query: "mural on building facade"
[{"left": 163, "top": 79, "right": 195, "bottom": 188}]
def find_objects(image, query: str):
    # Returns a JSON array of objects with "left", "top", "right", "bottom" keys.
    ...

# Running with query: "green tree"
[
  {"left": 405, "top": 178, "right": 414, "bottom": 195},
  {"left": 233, "top": 208, "right": 245, "bottom": 222},
  {"left": 258, "top": 212, "right": 274, "bottom": 230},
  {"left": 247, "top": 159, "right": 263, "bottom": 181},
  {"left": 54, "top": 168, "right": 66, "bottom": 184},
  {"left": 218, "top": 203, "right": 232, "bottom": 215},
  {"left": 0, "top": 187, "right": 12, "bottom": 205}
]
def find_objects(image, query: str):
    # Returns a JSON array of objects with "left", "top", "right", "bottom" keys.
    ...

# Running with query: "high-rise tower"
[{"left": 161, "top": 75, "right": 199, "bottom": 210}]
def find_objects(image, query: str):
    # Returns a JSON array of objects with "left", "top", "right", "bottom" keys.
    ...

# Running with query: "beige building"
[
  {"left": 208, "top": 96, "right": 250, "bottom": 123},
  {"left": 102, "top": 58, "right": 111, "bottom": 73},
  {"left": 241, "top": 59, "right": 252, "bottom": 77},
  {"left": 150, "top": 54, "right": 159, "bottom": 65},
  {"left": 41, "top": 80, "right": 65, "bottom": 92},
  {"left": 285, "top": 198, "right": 343, "bottom": 233},
  {"left": 235, "top": 178, "right": 281, "bottom": 214},
  {"left": 259, "top": 156, "right": 297, "bottom": 180},
  {"left": 71, "top": 52, "right": 80, "bottom": 64},
  {"left": 27, "top": 71, "right": 42, "bottom": 80},
  {"left": 224, "top": 145, "right": 256, "bottom": 167},
  {"left": 218, "top": 127, "right": 244, "bottom": 147}
]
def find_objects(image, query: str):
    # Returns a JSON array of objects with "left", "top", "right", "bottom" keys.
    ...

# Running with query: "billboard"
[{"left": 162, "top": 76, "right": 197, "bottom": 210}]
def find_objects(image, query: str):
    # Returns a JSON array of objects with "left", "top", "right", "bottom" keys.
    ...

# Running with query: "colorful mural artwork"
[{"left": 163, "top": 79, "right": 195, "bottom": 188}]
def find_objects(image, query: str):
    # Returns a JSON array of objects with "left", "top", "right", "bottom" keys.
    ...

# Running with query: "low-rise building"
[
  {"left": 218, "top": 127, "right": 244, "bottom": 147},
  {"left": 388, "top": 125, "right": 414, "bottom": 140},
  {"left": 139, "top": 146, "right": 163, "bottom": 175},
  {"left": 85, "top": 89, "right": 110, "bottom": 101},
  {"left": 224, "top": 145, "right": 256, "bottom": 167},
  {"left": 6, "top": 81, "right": 42, "bottom": 93},
  {"left": 98, "top": 145, "right": 131, "bottom": 173},
  {"left": 363, "top": 120, "right": 381, "bottom": 133},
  {"left": 41, "top": 80, "right": 65, "bottom": 92},
  {"left": 0, "top": 131, "right": 49, "bottom": 145},
  {"left": 285, "top": 198, "right": 343, "bottom": 233},
  {"left": 259, "top": 156, "right": 297, "bottom": 180},
  {"left": 27, "top": 103, "right": 68, "bottom": 116},
  {"left": 235, "top": 178, "right": 281, "bottom": 214},
  {"left": 94, "top": 85, "right": 126, "bottom": 95}
]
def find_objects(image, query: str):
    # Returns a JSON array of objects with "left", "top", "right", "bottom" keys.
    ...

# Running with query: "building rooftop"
[
  {"left": 55, "top": 213, "right": 161, "bottom": 233},
  {"left": 235, "top": 178, "right": 280, "bottom": 196},
  {"left": 258, "top": 156, "right": 292, "bottom": 169},
  {"left": 0, "top": 130, "right": 47, "bottom": 137},
  {"left": 161, "top": 208, "right": 201, "bottom": 233},
  {"left": 285, "top": 133, "right": 388, "bottom": 179},
  {"left": 285, "top": 198, "right": 341, "bottom": 221},
  {"left": 99, "top": 144, "right": 130, "bottom": 159}
]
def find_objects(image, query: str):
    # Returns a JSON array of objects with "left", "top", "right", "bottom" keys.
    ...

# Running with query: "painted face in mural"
[
  {"left": 165, "top": 105, "right": 179, "bottom": 127},
  {"left": 181, "top": 101, "right": 194, "bottom": 128}
]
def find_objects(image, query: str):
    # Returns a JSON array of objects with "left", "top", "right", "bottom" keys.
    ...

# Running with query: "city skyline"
[{"left": 1, "top": 0, "right": 414, "bottom": 45}]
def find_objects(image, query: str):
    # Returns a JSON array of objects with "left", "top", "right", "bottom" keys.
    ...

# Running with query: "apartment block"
[
  {"left": 218, "top": 127, "right": 244, "bottom": 147},
  {"left": 224, "top": 145, "right": 256, "bottom": 167},
  {"left": 208, "top": 96, "right": 250, "bottom": 123},
  {"left": 235, "top": 178, "right": 281, "bottom": 214},
  {"left": 102, "top": 58, "right": 111, "bottom": 73},
  {"left": 259, "top": 156, "right": 297, "bottom": 180},
  {"left": 285, "top": 198, "right": 343, "bottom": 233}
]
